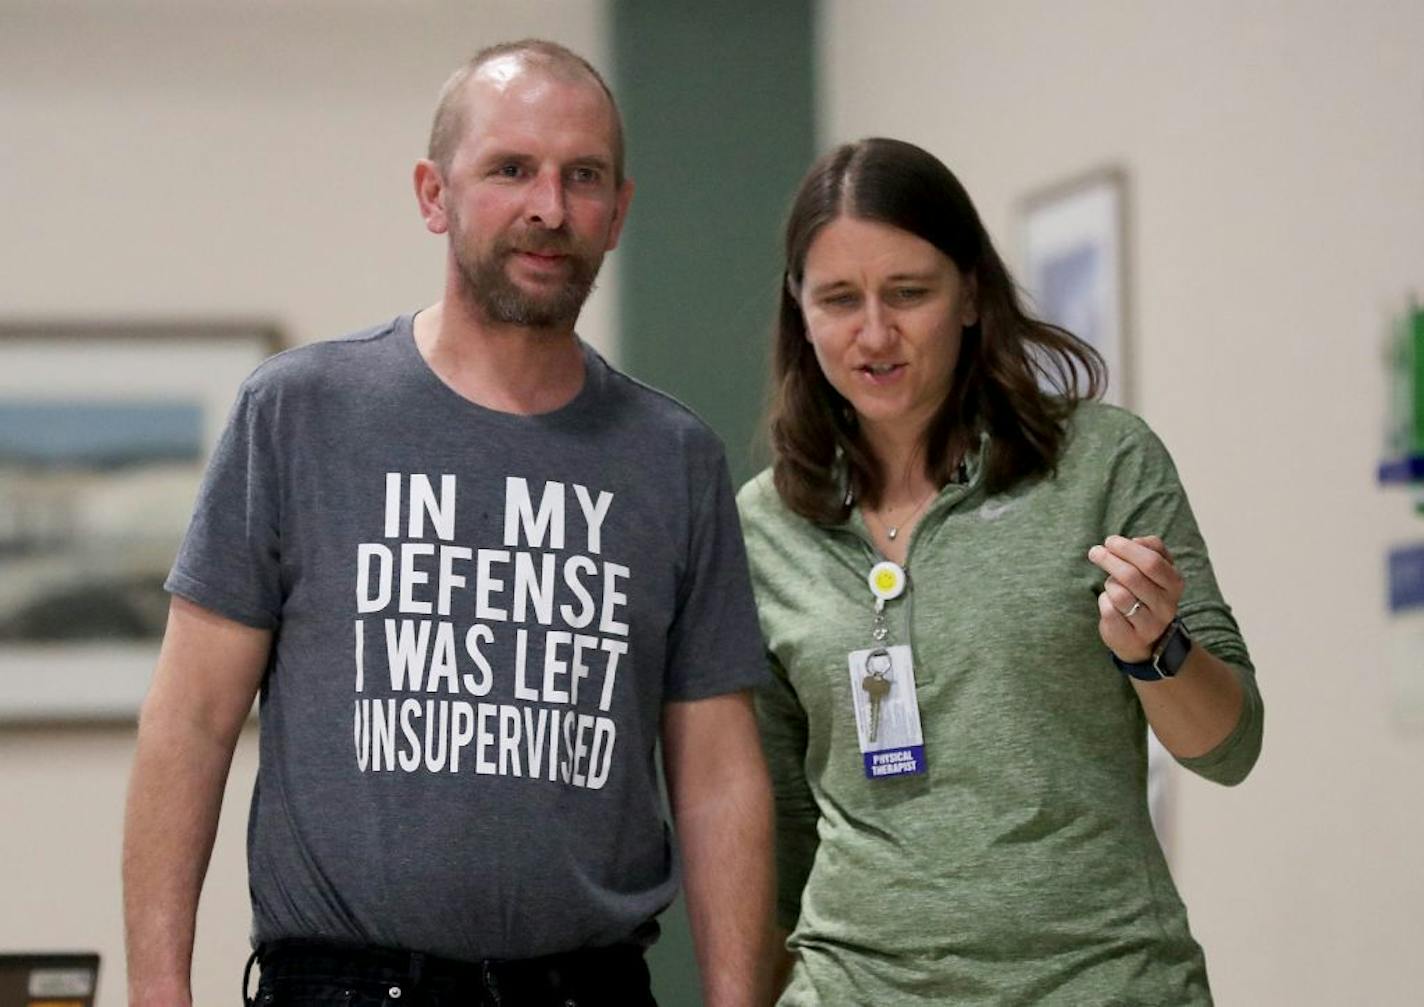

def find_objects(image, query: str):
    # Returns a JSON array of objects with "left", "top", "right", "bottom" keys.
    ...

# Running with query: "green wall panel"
[
  {"left": 614, "top": 0, "right": 815, "bottom": 486},
  {"left": 612, "top": 2, "right": 815, "bottom": 1003}
]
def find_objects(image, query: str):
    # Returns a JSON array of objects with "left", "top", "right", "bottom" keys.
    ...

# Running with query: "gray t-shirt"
[{"left": 166, "top": 313, "right": 767, "bottom": 960}]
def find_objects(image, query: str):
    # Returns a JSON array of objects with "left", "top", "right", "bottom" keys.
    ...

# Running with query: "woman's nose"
[{"left": 858, "top": 301, "right": 896, "bottom": 350}]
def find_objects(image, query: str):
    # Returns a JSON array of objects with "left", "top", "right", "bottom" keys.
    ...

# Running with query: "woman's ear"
[{"left": 962, "top": 272, "right": 980, "bottom": 327}]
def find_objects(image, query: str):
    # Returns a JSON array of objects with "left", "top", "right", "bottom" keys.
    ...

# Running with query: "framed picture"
[
  {"left": 1020, "top": 170, "right": 1172, "bottom": 844},
  {"left": 1019, "top": 168, "right": 1131, "bottom": 407},
  {"left": 0, "top": 321, "right": 282, "bottom": 722}
]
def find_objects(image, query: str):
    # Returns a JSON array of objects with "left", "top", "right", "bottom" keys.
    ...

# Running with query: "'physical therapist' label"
[{"left": 846, "top": 644, "right": 926, "bottom": 779}]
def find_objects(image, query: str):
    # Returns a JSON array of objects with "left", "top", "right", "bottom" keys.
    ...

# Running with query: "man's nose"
[{"left": 525, "top": 170, "right": 566, "bottom": 230}]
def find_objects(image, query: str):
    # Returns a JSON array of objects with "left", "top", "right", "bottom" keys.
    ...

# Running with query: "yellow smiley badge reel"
[{"left": 867, "top": 561, "right": 906, "bottom": 607}]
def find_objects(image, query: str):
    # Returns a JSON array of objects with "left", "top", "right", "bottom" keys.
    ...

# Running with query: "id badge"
[{"left": 846, "top": 644, "right": 926, "bottom": 779}]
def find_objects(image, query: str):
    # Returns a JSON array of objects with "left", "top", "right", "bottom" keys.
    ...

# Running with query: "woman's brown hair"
[{"left": 769, "top": 137, "right": 1106, "bottom": 524}]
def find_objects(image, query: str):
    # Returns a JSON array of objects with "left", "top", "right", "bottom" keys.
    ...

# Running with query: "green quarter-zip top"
[{"left": 737, "top": 401, "right": 1262, "bottom": 1006}]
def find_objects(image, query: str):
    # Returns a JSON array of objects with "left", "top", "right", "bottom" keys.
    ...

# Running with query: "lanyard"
[{"left": 867, "top": 559, "right": 906, "bottom": 644}]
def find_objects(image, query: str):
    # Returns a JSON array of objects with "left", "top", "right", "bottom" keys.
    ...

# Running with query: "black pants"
[{"left": 246, "top": 939, "right": 659, "bottom": 1007}]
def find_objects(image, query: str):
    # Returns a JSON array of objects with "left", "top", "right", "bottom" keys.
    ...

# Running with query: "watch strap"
[{"left": 1112, "top": 618, "right": 1192, "bottom": 681}]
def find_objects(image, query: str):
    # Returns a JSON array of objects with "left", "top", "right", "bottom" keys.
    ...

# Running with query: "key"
[{"left": 862, "top": 672, "right": 891, "bottom": 741}]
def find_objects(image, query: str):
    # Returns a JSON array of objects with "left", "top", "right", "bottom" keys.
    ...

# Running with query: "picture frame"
[
  {"left": 1019, "top": 170, "right": 1173, "bottom": 845},
  {"left": 0, "top": 321, "right": 282, "bottom": 722},
  {"left": 1019, "top": 167, "right": 1131, "bottom": 407}
]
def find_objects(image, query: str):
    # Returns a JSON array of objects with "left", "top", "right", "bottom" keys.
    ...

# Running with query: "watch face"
[{"left": 1153, "top": 620, "right": 1192, "bottom": 677}]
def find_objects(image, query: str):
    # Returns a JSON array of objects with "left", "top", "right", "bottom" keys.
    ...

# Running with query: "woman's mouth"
[{"left": 858, "top": 362, "right": 905, "bottom": 382}]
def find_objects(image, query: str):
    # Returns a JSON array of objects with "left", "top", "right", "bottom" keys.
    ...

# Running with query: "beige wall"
[
  {"left": 0, "top": 3, "right": 610, "bottom": 1004},
  {"left": 821, "top": 1, "right": 1423, "bottom": 1002}
]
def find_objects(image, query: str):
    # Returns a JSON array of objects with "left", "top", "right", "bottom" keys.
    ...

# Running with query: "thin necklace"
[{"left": 868, "top": 486, "right": 936, "bottom": 541}]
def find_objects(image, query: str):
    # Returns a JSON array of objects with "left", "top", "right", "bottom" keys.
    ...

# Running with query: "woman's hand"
[
  {"left": 1088, "top": 534, "right": 1183, "bottom": 662},
  {"left": 1087, "top": 534, "right": 1248, "bottom": 762}
]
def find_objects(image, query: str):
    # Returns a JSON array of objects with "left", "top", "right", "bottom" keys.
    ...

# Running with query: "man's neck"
[{"left": 413, "top": 297, "right": 586, "bottom": 416}]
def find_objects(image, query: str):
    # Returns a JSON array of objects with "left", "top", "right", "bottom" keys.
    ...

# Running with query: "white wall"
[
  {"left": 1, "top": 0, "right": 617, "bottom": 351},
  {"left": 821, "top": 1, "right": 1423, "bottom": 1003},
  {"left": 0, "top": 3, "right": 611, "bottom": 1004}
]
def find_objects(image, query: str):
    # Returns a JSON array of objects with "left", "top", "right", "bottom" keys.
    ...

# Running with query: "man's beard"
[{"left": 454, "top": 227, "right": 600, "bottom": 330}]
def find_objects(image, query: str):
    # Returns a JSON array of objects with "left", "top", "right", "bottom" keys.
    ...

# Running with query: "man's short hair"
[{"left": 427, "top": 38, "right": 626, "bottom": 185}]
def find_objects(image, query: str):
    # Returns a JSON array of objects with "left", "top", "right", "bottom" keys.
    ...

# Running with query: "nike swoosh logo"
[{"left": 978, "top": 499, "right": 1019, "bottom": 521}]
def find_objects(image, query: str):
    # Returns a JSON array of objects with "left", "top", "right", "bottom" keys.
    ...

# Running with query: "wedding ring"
[{"left": 1123, "top": 600, "right": 1143, "bottom": 618}]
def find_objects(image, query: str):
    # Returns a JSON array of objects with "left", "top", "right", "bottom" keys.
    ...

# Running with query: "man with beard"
[{"left": 122, "top": 39, "right": 774, "bottom": 1007}]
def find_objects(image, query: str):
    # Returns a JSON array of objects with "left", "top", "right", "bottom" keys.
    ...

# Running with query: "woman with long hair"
[{"left": 737, "top": 138, "right": 1262, "bottom": 1004}]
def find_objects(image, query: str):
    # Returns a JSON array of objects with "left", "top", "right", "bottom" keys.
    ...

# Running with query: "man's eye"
[
  {"left": 570, "top": 166, "right": 601, "bottom": 184},
  {"left": 494, "top": 164, "right": 524, "bottom": 178}
]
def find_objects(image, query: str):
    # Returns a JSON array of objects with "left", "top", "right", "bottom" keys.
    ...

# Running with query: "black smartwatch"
[{"left": 1112, "top": 618, "right": 1192, "bottom": 681}]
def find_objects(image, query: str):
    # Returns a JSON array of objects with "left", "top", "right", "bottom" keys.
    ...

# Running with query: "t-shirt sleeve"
[
  {"left": 164, "top": 381, "right": 284, "bottom": 629},
  {"left": 1102, "top": 415, "right": 1263, "bottom": 786},
  {"left": 755, "top": 651, "right": 820, "bottom": 932},
  {"left": 662, "top": 448, "right": 771, "bottom": 701}
]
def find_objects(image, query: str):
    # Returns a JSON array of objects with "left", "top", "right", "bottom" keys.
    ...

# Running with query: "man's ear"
[
  {"left": 414, "top": 159, "right": 449, "bottom": 235},
  {"left": 604, "top": 177, "right": 636, "bottom": 251}
]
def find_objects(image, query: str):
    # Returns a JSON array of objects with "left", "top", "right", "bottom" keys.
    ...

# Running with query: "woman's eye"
[
  {"left": 822, "top": 293, "right": 858, "bottom": 308},
  {"left": 891, "top": 287, "right": 927, "bottom": 302}
]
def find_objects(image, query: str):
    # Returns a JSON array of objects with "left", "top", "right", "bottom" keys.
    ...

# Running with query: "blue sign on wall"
[{"left": 1388, "top": 543, "right": 1424, "bottom": 613}]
